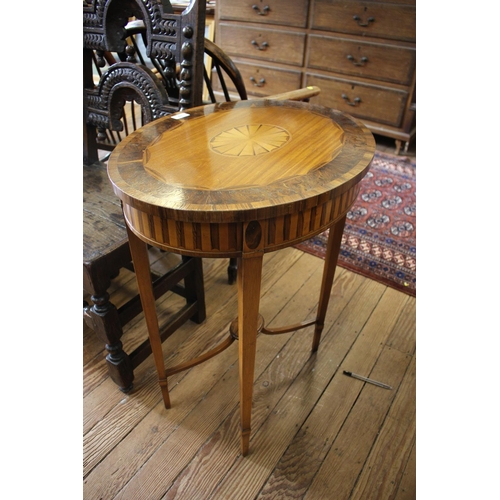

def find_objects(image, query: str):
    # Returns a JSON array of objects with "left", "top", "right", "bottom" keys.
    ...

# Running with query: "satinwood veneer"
[{"left": 107, "top": 99, "right": 375, "bottom": 455}]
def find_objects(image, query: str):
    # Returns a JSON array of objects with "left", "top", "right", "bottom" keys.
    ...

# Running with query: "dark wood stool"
[{"left": 83, "top": 160, "right": 206, "bottom": 392}]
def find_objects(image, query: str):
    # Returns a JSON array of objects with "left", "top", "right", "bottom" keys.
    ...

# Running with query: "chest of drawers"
[{"left": 215, "top": 0, "right": 416, "bottom": 153}]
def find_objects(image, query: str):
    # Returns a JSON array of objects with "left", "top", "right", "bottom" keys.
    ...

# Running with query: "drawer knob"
[
  {"left": 342, "top": 94, "right": 362, "bottom": 107},
  {"left": 251, "top": 40, "right": 269, "bottom": 51},
  {"left": 347, "top": 55, "right": 368, "bottom": 66},
  {"left": 353, "top": 15, "right": 375, "bottom": 27},
  {"left": 250, "top": 76, "right": 266, "bottom": 87},
  {"left": 252, "top": 4, "right": 270, "bottom": 16}
]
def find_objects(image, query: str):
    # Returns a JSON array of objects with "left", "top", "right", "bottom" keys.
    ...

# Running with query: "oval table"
[{"left": 107, "top": 99, "right": 375, "bottom": 456}]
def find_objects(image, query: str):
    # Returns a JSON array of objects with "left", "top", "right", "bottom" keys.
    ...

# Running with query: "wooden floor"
[{"left": 83, "top": 136, "right": 416, "bottom": 499}]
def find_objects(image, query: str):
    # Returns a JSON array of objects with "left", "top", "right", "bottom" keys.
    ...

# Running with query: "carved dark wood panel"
[{"left": 84, "top": 0, "right": 206, "bottom": 163}]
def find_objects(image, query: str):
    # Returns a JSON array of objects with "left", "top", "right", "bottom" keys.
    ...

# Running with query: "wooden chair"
[{"left": 83, "top": 0, "right": 208, "bottom": 392}]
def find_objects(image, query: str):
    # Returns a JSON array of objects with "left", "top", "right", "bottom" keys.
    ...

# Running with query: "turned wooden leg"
[
  {"left": 84, "top": 292, "right": 134, "bottom": 392},
  {"left": 126, "top": 225, "right": 171, "bottom": 409},
  {"left": 312, "top": 215, "right": 347, "bottom": 352},
  {"left": 237, "top": 252, "right": 263, "bottom": 456}
]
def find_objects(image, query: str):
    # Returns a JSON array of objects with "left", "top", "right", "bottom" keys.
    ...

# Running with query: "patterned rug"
[{"left": 295, "top": 150, "right": 416, "bottom": 296}]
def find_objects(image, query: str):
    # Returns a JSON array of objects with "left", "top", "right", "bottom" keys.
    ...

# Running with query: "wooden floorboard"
[{"left": 83, "top": 136, "right": 416, "bottom": 499}]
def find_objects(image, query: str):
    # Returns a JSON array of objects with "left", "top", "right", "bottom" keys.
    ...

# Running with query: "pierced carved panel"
[
  {"left": 83, "top": 0, "right": 180, "bottom": 54},
  {"left": 84, "top": 0, "right": 206, "bottom": 157},
  {"left": 86, "top": 62, "right": 174, "bottom": 131}
]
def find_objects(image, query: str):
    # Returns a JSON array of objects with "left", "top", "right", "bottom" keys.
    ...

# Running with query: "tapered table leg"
[
  {"left": 237, "top": 252, "right": 263, "bottom": 456},
  {"left": 126, "top": 224, "right": 171, "bottom": 409},
  {"left": 312, "top": 214, "right": 347, "bottom": 352}
]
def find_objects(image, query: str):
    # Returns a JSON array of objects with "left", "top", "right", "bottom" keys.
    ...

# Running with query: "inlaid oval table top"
[{"left": 107, "top": 99, "right": 376, "bottom": 226}]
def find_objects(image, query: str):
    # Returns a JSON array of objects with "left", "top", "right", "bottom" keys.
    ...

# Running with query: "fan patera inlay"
[{"left": 209, "top": 124, "right": 290, "bottom": 156}]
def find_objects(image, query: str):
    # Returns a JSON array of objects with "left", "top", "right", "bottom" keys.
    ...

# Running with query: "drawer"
[
  {"left": 305, "top": 73, "right": 408, "bottom": 127},
  {"left": 218, "top": 23, "right": 306, "bottom": 66},
  {"left": 311, "top": 0, "right": 416, "bottom": 42},
  {"left": 229, "top": 62, "right": 302, "bottom": 97},
  {"left": 218, "top": 0, "right": 309, "bottom": 28},
  {"left": 308, "top": 35, "right": 415, "bottom": 85}
]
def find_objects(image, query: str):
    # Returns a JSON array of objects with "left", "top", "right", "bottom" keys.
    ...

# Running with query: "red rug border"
[
  {"left": 338, "top": 260, "right": 416, "bottom": 297},
  {"left": 297, "top": 242, "right": 416, "bottom": 297}
]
